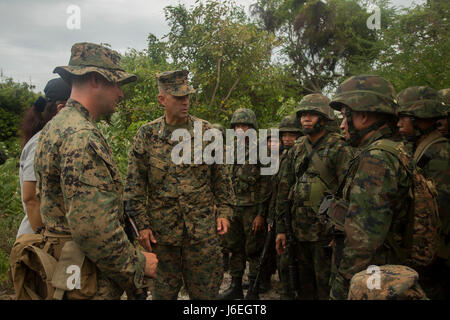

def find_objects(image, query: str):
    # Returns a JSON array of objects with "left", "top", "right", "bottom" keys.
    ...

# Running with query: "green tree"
[
  {"left": 251, "top": 0, "right": 393, "bottom": 93},
  {"left": 163, "top": 0, "right": 284, "bottom": 127},
  {"left": 368, "top": 0, "right": 450, "bottom": 90},
  {"left": 0, "top": 77, "right": 38, "bottom": 142}
]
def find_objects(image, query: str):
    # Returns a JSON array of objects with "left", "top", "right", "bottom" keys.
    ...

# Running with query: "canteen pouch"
[{"left": 51, "top": 240, "right": 97, "bottom": 300}]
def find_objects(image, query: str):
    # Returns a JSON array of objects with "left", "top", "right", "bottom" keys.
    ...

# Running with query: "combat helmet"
[
  {"left": 348, "top": 265, "right": 427, "bottom": 300},
  {"left": 278, "top": 114, "right": 302, "bottom": 133},
  {"left": 330, "top": 75, "right": 397, "bottom": 115},
  {"left": 330, "top": 75, "right": 398, "bottom": 146},
  {"left": 230, "top": 108, "right": 258, "bottom": 130},
  {"left": 397, "top": 86, "right": 446, "bottom": 140},
  {"left": 296, "top": 93, "right": 334, "bottom": 134},
  {"left": 296, "top": 93, "right": 335, "bottom": 120}
]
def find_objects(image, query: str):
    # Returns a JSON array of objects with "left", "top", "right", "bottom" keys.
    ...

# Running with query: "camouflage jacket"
[
  {"left": 34, "top": 99, "right": 146, "bottom": 292},
  {"left": 330, "top": 126, "right": 412, "bottom": 299},
  {"left": 276, "top": 132, "right": 353, "bottom": 241},
  {"left": 265, "top": 148, "right": 289, "bottom": 225},
  {"left": 125, "top": 115, "right": 234, "bottom": 246},
  {"left": 414, "top": 131, "right": 450, "bottom": 259}
]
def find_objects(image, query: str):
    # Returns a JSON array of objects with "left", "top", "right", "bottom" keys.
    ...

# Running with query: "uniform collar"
[
  {"left": 359, "top": 125, "right": 393, "bottom": 148},
  {"left": 66, "top": 98, "right": 95, "bottom": 124}
]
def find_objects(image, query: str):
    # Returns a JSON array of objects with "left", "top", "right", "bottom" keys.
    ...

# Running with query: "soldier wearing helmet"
[
  {"left": 219, "top": 108, "right": 267, "bottom": 300},
  {"left": 437, "top": 89, "right": 450, "bottom": 138},
  {"left": 327, "top": 75, "right": 413, "bottom": 299},
  {"left": 275, "top": 93, "right": 353, "bottom": 299},
  {"left": 397, "top": 86, "right": 450, "bottom": 300}
]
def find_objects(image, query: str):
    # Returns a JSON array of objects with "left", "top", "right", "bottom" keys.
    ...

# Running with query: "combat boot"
[
  {"left": 259, "top": 273, "right": 271, "bottom": 294},
  {"left": 218, "top": 277, "right": 244, "bottom": 300},
  {"left": 244, "top": 278, "right": 259, "bottom": 300}
]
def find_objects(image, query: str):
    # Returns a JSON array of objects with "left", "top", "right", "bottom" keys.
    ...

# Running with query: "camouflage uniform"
[
  {"left": 34, "top": 43, "right": 146, "bottom": 299},
  {"left": 266, "top": 115, "right": 303, "bottom": 299},
  {"left": 328, "top": 75, "right": 412, "bottom": 300},
  {"left": 219, "top": 108, "right": 266, "bottom": 300},
  {"left": 397, "top": 86, "right": 450, "bottom": 300},
  {"left": 348, "top": 265, "right": 427, "bottom": 300},
  {"left": 125, "top": 71, "right": 234, "bottom": 300},
  {"left": 276, "top": 94, "right": 353, "bottom": 300}
]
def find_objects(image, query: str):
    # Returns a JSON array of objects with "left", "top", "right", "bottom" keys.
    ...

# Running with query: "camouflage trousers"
[
  {"left": 291, "top": 240, "right": 332, "bottom": 300},
  {"left": 224, "top": 205, "right": 267, "bottom": 279},
  {"left": 152, "top": 235, "right": 223, "bottom": 300},
  {"left": 277, "top": 250, "right": 291, "bottom": 300}
]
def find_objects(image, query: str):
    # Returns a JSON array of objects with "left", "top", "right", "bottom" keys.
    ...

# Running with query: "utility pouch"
[{"left": 51, "top": 241, "right": 97, "bottom": 300}]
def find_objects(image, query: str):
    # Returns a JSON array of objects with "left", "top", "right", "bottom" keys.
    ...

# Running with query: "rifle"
[
  {"left": 123, "top": 200, "right": 148, "bottom": 300},
  {"left": 284, "top": 199, "right": 300, "bottom": 300},
  {"left": 249, "top": 220, "right": 276, "bottom": 299}
]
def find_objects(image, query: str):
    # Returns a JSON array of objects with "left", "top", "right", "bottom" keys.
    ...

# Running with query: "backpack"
[{"left": 366, "top": 139, "right": 440, "bottom": 267}]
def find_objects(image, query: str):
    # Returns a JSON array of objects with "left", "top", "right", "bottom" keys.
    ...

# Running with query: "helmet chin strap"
[{"left": 345, "top": 109, "right": 387, "bottom": 147}]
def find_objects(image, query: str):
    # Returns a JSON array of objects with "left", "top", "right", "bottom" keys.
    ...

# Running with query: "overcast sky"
[{"left": 0, "top": 0, "right": 425, "bottom": 93}]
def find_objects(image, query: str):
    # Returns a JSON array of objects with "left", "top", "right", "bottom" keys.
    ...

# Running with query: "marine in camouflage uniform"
[
  {"left": 437, "top": 89, "right": 449, "bottom": 139},
  {"left": 328, "top": 75, "right": 412, "bottom": 300},
  {"left": 125, "top": 70, "right": 234, "bottom": 300},
  {"left": 266, "top": 115, "right": 303, "bottom": 299},
  {"left": 397, "top": 86, "right": 450, "bottom": 300},
  {"left": 34, "top": 43, "right": 151, "bottom": 299},
  {"left": 219, "top": 108, "right": 266, "bottom": 300},
  {"left": 276, "top": 94, "right": 353, "bottom": 300},
  {"left": 348, "top": 265, "right": 428, "bottom": 300}
]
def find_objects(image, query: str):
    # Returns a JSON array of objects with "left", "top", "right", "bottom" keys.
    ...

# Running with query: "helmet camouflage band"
[
  {"left": 278, "top": 114, "right": 302, "bottom": 133},
  {"left": 329, "top": 75, "right": 397, "bottom": 115},
  {"left": 330, "top": 75, "right": 397, "bottom": 147},
  {"left": 348, "top": 265, "right": 427, "bottom": 300},
  {"left": 53, "top": 42, "right": 137, "bottom": 85},
  {"left": 296, "top": 93, "right": 335, "bottom": 121},
  {"left": 230, "top": 108, "right": 258, "bottom": 130},
  {"left": 397, "top": 86, "right": 446, "bottom": 119}
]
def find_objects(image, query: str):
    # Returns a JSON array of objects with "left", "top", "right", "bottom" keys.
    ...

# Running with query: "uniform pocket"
[{"left": 148, "top": 156, "right": 167, "bottom": 189}]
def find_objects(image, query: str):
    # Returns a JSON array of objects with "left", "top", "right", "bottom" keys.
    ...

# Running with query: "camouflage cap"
[
  {"left": 330, "top": 75, "right": 397, "bottom": 115},
  {"left": 438, "top": 88, "right": 450, "bottom": 115},
  {"left": 296, "top": 93, "right": 335, "bottom": 120},
  {"left": 157, "top": 70, "right": 195, "bottom": 96},
  {"left": 278, "top": 114, "right": 302, "bottom": 132},
  {"left": 397, "top": 86, "right": 446, "bottom": 119},
  {"left": 230, "top": 108, "right": 258, "bottom": 129},
  {"left": 53, "top": 42, "right": 137, "bottom": 85},
  {"left": 348, "top": 265, "right": 428, "bottom": 300}
]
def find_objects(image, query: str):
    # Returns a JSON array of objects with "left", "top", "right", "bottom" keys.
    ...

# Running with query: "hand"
[
  {"left": 217, "top": 218, "right": 230, "bottom": 235},
  {"left": 138, "top": 229, "right": 157, "bottom": 252},
  {"left": 267, "top": 221, "right": 273, "bottom": 232},
  {"left": 275, "top": 233, "right": 286, "bottom": 256},
  {"left": 252, "top": 214, "right": 265, "bottom": 235},
  {"left": 142, "top": 252, "right": 158, "bottom": 279}
]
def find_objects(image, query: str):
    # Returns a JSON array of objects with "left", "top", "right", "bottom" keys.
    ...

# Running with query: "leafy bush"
[{"left": 0, "top": 157, "right": 22, "bottom": 285}]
